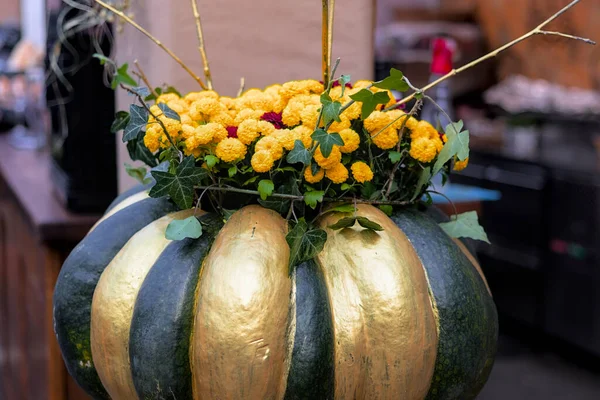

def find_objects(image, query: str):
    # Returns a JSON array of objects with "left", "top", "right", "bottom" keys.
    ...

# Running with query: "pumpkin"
[{"left": 53, "top": 186, "right": 497, "bottom": 400}]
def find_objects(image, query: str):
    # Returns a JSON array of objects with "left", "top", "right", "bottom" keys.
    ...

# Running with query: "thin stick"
[
  {"left": 133, "top": 60, "right": 158, "bottom": 97},
  {"left": 190, "top": 0, "right": 213, "bottom": 89},
  {"left": 321, "top": 0, "right": 330, "bottom": 84},
  {"left": 94, "top": 0, "right": 208, "bottom": 90},
  {"left": 395, "top": 0, "right": 595, "bottom": 107},
  {"left": 327, "top": 0, "right": 335, "bottom": 82},
  {"left": 237, "top": 77, "right": 245, "bottom": 97}
]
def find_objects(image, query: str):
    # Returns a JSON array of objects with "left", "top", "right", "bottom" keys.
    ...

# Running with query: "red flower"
[
  {"left": 260, "top": 112, "right": 286, "bottom": 129},
  {"left": 226, "top": 126, "right": 238, "bottom": 138}
]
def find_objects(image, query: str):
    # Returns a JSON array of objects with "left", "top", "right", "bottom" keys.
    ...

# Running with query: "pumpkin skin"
[{"left": 53, "top": 187, "right": 498, "bottom": 400}]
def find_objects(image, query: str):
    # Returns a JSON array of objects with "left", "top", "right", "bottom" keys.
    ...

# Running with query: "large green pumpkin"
[{"left": 53, "top": 186, "right": 497, "bottom": 400}]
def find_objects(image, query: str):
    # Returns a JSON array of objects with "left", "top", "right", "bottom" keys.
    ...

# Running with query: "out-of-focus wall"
[
  {"left": 116, "top": 0, "right": 375, "bottom": 192},
  {"left": 0, "top": 0, "right": 20, "bottom": 24}
]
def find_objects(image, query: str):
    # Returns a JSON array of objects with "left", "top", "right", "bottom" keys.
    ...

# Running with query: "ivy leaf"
[
  {"left": 165, "top": 216, "right": 203, "bottom": 241},
  {"left": 350, "top": 89, "right": 390, "bottom": 119},
  {"left": 228, "top": 166, "right": 237, "bottom": 178},
  {"left": 379, "top": 205, "right": 393, "bottom": 216},
  {"left": 388, "top": 151, "right": 402, "bottom": 163},
  {"left": 411, "top": 167, "right": 432, "bottom": 202},
  {"left": 243, "top": 176, "right": 260, "bottom": 186},
  {"left": 149, "top": 156, "right": 207, "bottom": 209},
  {"left": 286, "top": 218, "right": 327, "bottom": 270},
  {"left": 373, "top": 68, "right": 409, "bottom": 92},
  {"left": 340, "top": 74, "right": 351, "bottom": 96},
  {"left": 360, "top": 181, "right": 376, "bottom": 198},
  {"left": 439, "top": 211, "right": 490, "bottom": 243},
  {"left": 286, "top": 140, "right": 312, "bottom": 165},
  {"left": 311, "top": 129, "right": 344, "bottom": 158},
  {"left": 328, "top": 217, "right": 357, "bottom": 230},
  {"left": 125, "top": 163, "right": 151, "bottom": 185},
  {"left": 328, "top": 204, "right": 355, "bottom": 213},
  {"left": 111, "top": 63, "right": 138, "bottom": 89},
  {"left": 304, "top": 190, "right": 325, "bottom": 209},
  {"left": 320, "top": 93, "right": 342, "bottom": 125},
  {"left": 258, "top": 198, "right": 290, "bottom": 214},
  {"left": 127, "top": 130, "right": 157, "bottom": 167},
  {"left": 92, "top": 53, "right": 113, "bottom": 66},
  {"left": 130, "top": 86, "right": 151, "bottom": 98},
  {"left": 123, "top": 104, "right": 148, "bottom": 142},
  {"left": 356, "top": 216, "right": 384, "bottom": 231},
  {"left": 163, "top": 85, "right": 182, "bottom": 97},
  {"left": 158, "top": 102, "right": 181, "bottom": 121},
  {"left": 433, "top": 121, "right": 469, "bottom": 174},
  {"left": 111, "top": 111, "right": 130, "bottom": 133},
  {"left": 204, "top": 155, "right": 219, "bottom": 168},
  {"left": 258, "top": 179, "right": 274, "bottom": 200},
  {"left": 341, "top": 183, "right": 353, "bottom": 191}
]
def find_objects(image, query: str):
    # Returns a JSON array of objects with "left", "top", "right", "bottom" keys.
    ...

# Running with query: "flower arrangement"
[{"left": 91, "top": 0, "right": 594, "bottom": 267}]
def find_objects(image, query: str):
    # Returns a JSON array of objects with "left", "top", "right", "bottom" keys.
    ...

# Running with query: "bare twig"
[
  {"left": 395, "top": 0, "right": 595, "bottom": 108},
  {"left": 190, "top": 0, "right": 213, "bottom": 89},
  {"left": 94, "top": 0, "right": 208, "bottom": 90},
  {"left": 321, "top": 0, "right": 330, "bottom": 84},
  {"left": 133, "top": 60, "right": 158, "bottom": 98},
  {"left": 427, "top": 190, "right": 458, "bottom": 217},
  {"left": 237, "top": 77, "right": 245, "bottom": 97}
]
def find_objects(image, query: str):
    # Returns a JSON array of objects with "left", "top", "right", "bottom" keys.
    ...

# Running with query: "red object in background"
[
  {"left": 550, "top": 239, "right": 568, "bottom": 254},
  {"left": 430, "top": 37, "right": 455, "bottom": 74}
]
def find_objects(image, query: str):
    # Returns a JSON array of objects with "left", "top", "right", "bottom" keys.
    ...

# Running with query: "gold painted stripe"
[
  {"left": 89, "top": 191, "right": 150, "bottom": 233},
  {"left": 453, "top": 239, "right": 492, "bottom": 296},
  {"left": 91, "top": 209, "right": 197, "bottom": 400},
  {"left": 191, "top": 205, "right": 293, "bottom": 400},
  {"left": 316, "top": 205, "right": 439, "bottom": 400}
]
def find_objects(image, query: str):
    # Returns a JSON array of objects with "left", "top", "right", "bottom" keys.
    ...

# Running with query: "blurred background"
[{"left": 0, "top": 0, "right": 599, "bottom": 399}]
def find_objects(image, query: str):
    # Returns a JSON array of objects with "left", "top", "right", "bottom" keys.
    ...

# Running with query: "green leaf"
[
  {"left": 350, "top": 89, "right": 390, "bottom": 119},
  {"left": 433, "top": 121, "right": 469, "bottom": 174},
  {"left": 92, "top": 53, "right": 113, "bottom": 66},
  {"left": 304, "top": 190, "right": 325, "bottom": 209},
  {"left": 286, "top": 140, "right": 312, "bottom": 165},
  {"left": 243, "top": 176, "right": 260, "bottom": 186},
  {"left": 165, "top": 216, "right": 203, "bottom": 240},
  {"left": 414, "top": 91, "right": 424, "bottom": 100},
  {"left": 126, "top": 130, "right": 157, "bottom": 167},
  {"left": 339, "top": 74, "right": 351, "bottom": 96},
  {"left": 379, "top": 205, "right": 393, "bottom": 216},
  {"left": 286, "top": 218, "right": 327, "bottom": 270},
  {"left": 123, "top": 104, "right": 148, "bottom": 142},
  {"left": 311, "top": 129, "right": 344, "bottom": 158},
  {"left": 131, "top": 86, "right": 151, "bottom": 98},
  {"left": 411, "top": 167, "right": 431, "bottom": 202},
  {"left": 373, "top": 68, "right": 409, "bottom": 92},
  {"left": 258, "top": 198, "right": 290, "bottom": 214},
  {"left": 111, "top": 63, "right": 138, "bottom": 89},
  {"left": 163, "top": 86, "right": 182, "bottom": 97},
  {"left": 320, "top": 93, "right": 342, "bottom": 125},
  {"left": 125, "top": 163, "right": 151, "bottom": 185},
  {"left": 329, "top": 204, "right": 355, "bottom": 213},
  {"left": 356, "top": 216, "right": 384, "bottom": 231},
  {"left": 149, "top": 156, "right": 207, "bottom": 209},
  {"left": 341, "top": 183, "right": 353, "bottom": 191},
  {"left": 204, "top": 155, "right": 219, "bottom": 168},
  {"left": 388, "top": 151, "right": 402, "bottom": 163},
  {"left": 228, "top": 165, "right": 237, "bottom": 178},
  {"left": 158, "top": 102, "right": 181, "bottom": 121},
  {"left": 275, "top": 166, "right": 297, "bottom": 173},
  {"left": 258, "top": 179, "right": 274, "bottom": 200},
  {"left": 111, "top": 111, "right": 130, "bottom": 133},
  {"left": 328, "top": 217, "right": 357, "bottom": 230},
  {"left": 360, "top": 181, "right": 376, "bottom": 198},
  {"left": 439, "top": 211, "right": 490, "bottom": 243}
]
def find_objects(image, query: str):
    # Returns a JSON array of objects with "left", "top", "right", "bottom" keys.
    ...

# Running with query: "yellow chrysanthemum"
[
  {"left": 143, "top": 124, "right": 161, "bottom": 152},
  {"left": 148, "top": 105, "right": 182, "bottom": 140},
  {"left": 233, "top": 109, "right": 265, "bottom": 126},
  {"left": 329, "top": 116, "right": 351, "bottom": 133},
  {"left": 304, "top": 167, "right": 325, "bottom": 183},
  {"left": 387, "top": 110, "right": 418, "bottom": 131},
  {"left": 215, "top": 138, "right": 247, "bottom": 163},
  {"left": 454, "top": 157, "right": 469, "bottom": 171},
  {"left": 353, "top": 80, "right": 373, "bottom": 89},
  {"left": 236, "top": 119, "right": 275, "bottom": 145},
  {"left": 371, "top": 129, "right": 399, "bottom": 150},
  {"left": 219, "top": 96, "right": 236, "bottom": 110},
  {"left": 180, "top": 114, "right": 197, "bottom": 127},
  {"left": 411, "top": 120, "right": 443, "bottom": 152},
  {"left": 351, "top": 162, "right": 374, "bottom": 183},
  {"left": 293, "top": 125, "right": 313, "bottom": 148},
  {"left": 325, "top": 163, "right": 349, "bottom": 184},
  {"left": 338, "top": 128, "right": 360, "bottom": 153},
  {"left": 189, "top": 98, "right": 226, "bottom": 120},
  {"left": 181, "top": 124, "right": 196, "bottom": 139},
  {"left": 314, "top": 146, "right": 342, "bottom": 170},
  {"left": 300, "top": 104, "right": 320, "bottom": 128},
  {"left": 342, "top": 101, "right": 362, "bottom": 120},
  {"left": 255, "top": 136, "right": 284, "bottom": 160},
  {"left": 184, "top": 91, "right": 219, "bottom": 104},
  {"left": 165, "top": 99, "right": 189, "bottom": 115},
  {"left": 272, "top": 129, "right": 296, "bottom": 151},
  {"left": 238, "top": 90, "right": 275, "bottom": 112},
  {"left": 156, "top": 93, "right": 180, "bottom": 104},
  {"left": 363, "top": 111, "right": 393, "bottom": 134},
  {"left": 282, "top": 101, "right": 304, "bottom": 127},
  {"left": 251, "top": 150, "right": 275, "bottom": 173},
  {"left": 410, "top": 137, "right": 437, "bottom": 163},
  {"left": 209, "top": 112, "right": 234, "bottom": 127}
]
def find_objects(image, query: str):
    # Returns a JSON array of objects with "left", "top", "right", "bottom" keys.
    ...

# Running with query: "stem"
[
  {"left": 190, "top": 0, "right": 213, "bottom": 89},
  {"left": 237, "top": 77, "right": 245, "bottom": 97},
  {"left": 394, "top": 0, "right": 594, "bottom": 107},
  {"left": 94, "top": 0, "right": 208, "bottom": 90},
  {"left": 133, "top": 60, "right": 157, "bottom": 98},
  {"left": 328, "top": 0, "right": 335, "bottom": 82},
  {"left": 321, "top": 0, "right": 330, "bottom": 84},
  {"left": 427, "top": 190, "right": 458, "bottom": 217}
]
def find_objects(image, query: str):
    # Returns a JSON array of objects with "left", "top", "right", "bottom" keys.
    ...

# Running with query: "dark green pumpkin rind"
[
  {"left": 105, "top": 184, "right": 151, "bottom": 213},
  {"left": 53, "top": 197, "right": 177, "bottom": 399},
  {"left": 391, "top": 209, "right": 498, "bottom": 400},
  {"left": 284, "top": 260, "right": 335, "bottom": 400},
  {"left": 129, "top": 214, "right": 223, "bottom": 400}
]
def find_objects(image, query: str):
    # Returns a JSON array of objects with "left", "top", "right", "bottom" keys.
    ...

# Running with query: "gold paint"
[
  {"left": 91, "top": 209, "right": 197, "bottom": 400},
  {"left": 191, "top": 205, "right": 294, "bottom": 400},
  {"left": 89, "top": 191, "right": 150, "bottom": 233},
  {"left": 453, "top": 239, "right": 492, "bottom": 296},
  {"left": 317, "top": 205, "right": 439, "bottom": 400}
]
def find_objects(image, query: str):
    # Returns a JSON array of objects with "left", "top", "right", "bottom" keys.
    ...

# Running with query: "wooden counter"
[{"left": 0, "top": 135, "right": 98, "bottom": 400}]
